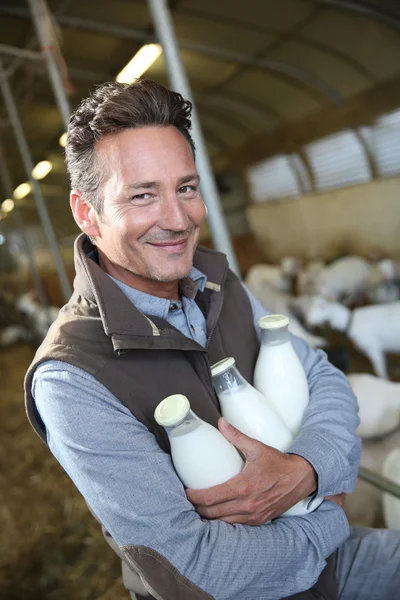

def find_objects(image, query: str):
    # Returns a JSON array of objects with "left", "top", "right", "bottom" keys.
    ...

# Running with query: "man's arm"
[
  {"left": 33, "top": 361, "right": 349, "bottom": 600},
  {"left": 244, "top": 283, "right": 361, "bottom": 497}
]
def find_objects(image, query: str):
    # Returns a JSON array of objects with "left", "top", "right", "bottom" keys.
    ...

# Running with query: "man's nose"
[{"left": 158, "top": 194, "right": 190, "bottom": 231}]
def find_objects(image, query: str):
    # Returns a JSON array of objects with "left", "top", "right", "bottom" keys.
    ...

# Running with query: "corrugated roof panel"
[
  {"left": 302, "top": 9, "right": 400, "bottom": 80},
  {"left": 270, "top": 41, "right": 371, "bottom": 98},
  {"left": 172, "top": 12, "right": 276, "bottom": 54},
  {"left": 247, "top": 155, "right": 302, "bottom": 203},
  {"left": 224, "top": 71, "right": 321, "bottom": 121},
  {"left": 361, "top": 109, "right": 400, "bottom": 177},
  {"left": 305, "top": 130, "right": 372, "bottom": 191},
  {"left": 179, "top": 0, "right": 315, "bottom": 32}
]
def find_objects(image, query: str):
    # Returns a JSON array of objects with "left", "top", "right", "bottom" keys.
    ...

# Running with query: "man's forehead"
[{"left": 96, "top": 126, "right": 192, "bottom": 156}]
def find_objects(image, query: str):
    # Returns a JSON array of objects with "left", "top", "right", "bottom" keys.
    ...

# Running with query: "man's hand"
[{"left": 186, "top": 417, "right": 317, "bottom": 525}]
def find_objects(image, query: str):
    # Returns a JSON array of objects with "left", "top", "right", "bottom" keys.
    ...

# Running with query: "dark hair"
[{"left": 65, "top": 79, "right": 195, "bottom": 213}]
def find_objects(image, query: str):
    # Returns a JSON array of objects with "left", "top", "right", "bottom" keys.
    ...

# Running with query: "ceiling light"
[
  {"left": 0, "top": 234, "right": 5, "bottom": 245},
  {"left": 116, "top": 43, "right": 162, "bottom": 84},
  {"left": 32, "top": 160, "right": 52, "bottom": 180},
  {"left": 59, "top": 132, "right": 67, "bottom": 147},
  {"left": 2, "top": 198, "right": 14, "bottom": 213},
  {"left": 13, "top": 182, "right": 32, "bottom": 200}
]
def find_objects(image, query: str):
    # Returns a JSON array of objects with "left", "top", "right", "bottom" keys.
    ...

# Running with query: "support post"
[
  {"left": 0, "top": 139, "right": 49, "bottom": 308},
  {"left": 147, "top": 0, "right": 240, "bottom": 275},
  {"left": 358, "top": 466, "right": 400, "bottom": 500},
  {"left": 0, "top": 61, "right": 72, "bottom": 301},
  {"left": 28, "top": 0, "right": 71, "bottom": 129}
]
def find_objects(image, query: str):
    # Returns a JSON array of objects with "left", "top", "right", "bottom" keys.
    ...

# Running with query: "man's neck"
[{"left": 98, "top": 254, "right": 180, "bottom": 300}]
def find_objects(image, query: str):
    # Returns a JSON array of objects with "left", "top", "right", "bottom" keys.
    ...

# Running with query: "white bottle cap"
[
  {"left": 154, "top": 394, "right": 190, "bottom": 427},
  {"left": 210, "top": 356, "right": 236, "bottom": 377},
  {"left": 258, "top": 314, "right": 289, "bottom": 330}
]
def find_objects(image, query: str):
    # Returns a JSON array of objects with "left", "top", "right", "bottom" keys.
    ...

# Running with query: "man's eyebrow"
[
  {"left": 177, "top": 174, "right": 200, "bottom": 185},
  {"left": 124, "top": 174, "right": 200, "bottom": 191},
  {"left": 124, "top": 181, "right": 161, "bottom": 190}
]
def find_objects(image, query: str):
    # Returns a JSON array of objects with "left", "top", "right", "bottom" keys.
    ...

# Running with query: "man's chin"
[{"left": 148, "top": 257, "right": 193, "bottom": 282}]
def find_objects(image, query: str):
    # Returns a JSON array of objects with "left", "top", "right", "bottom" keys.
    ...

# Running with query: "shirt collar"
[
  {"left": 108, "top": 267, "right": 206, "bottom": 319},
  {"left": 86, "top": 245, "right": 205, "bottom": 319}
]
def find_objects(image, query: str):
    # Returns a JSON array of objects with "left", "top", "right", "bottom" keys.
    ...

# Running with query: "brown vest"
[{"left": 24, "top": 234, "right": 337, "bottom": 600}]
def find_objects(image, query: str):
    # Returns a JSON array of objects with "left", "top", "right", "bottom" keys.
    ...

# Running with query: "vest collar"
[{"left": 72, "top": 233, "right": 228, "bottom": 348}]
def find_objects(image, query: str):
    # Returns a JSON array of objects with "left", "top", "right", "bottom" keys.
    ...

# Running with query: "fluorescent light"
[
  {"left": 13, "top": 182, "right": 32, "bottom": 200},
  {"left": 59, "top": 132, "right": 67, "bottom": 147},
  {"left": 116, "top": 43, "right": 162, "bottom": 83},
  {"left": 2, "top": 198, "right": 14, "bottom": 213},
  {"left": 32, "top": 160, "right": 52, "bottom": 180}
]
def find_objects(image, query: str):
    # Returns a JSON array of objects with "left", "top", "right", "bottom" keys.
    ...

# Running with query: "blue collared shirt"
[{"left": 32, "top": 264, "right": 360, "bottom": 600}]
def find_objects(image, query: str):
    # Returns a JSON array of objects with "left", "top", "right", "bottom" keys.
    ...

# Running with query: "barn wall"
[{"left": 247, "top": 176, "right": 400, "bottom": 262}]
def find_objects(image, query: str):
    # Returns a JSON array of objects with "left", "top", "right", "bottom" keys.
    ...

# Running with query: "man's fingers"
[
  {"left": 193, "top": 496, "right": 261, "bottom": 520},
  {"left": 218, "top": 417, "right": 268, "bottom": 460},
  {"left": 186, "top": 472, "right": 251, "bottom": 506}
]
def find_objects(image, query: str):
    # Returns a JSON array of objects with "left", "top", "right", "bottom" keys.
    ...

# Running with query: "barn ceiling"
[{"left": 1, "top": 0, "right": 400, "bottom": 238}]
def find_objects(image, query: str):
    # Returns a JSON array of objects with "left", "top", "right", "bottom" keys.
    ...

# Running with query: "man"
[{"left": 25, "top": 79, "right": 400, "bottom": 600}]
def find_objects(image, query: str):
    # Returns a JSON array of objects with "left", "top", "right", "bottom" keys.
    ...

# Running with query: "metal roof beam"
[
  {"left": 312, "top": 0, "right": 400, "bottom": 31},
  {"left": 0, "top": 4, "right": 343, "bottom": 105},
  {"left": 0, "top": 44, "right": 43, "bottom": 62}
]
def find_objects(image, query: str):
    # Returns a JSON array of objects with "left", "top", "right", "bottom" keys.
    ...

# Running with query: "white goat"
[
  {"left": 344, "top": 429, "right": 400, "bottom": 528},
  {"left": 347, "top": 373, "right": 400, "bottom": 438},
  {"left": 382, "top": 448, "right": 400, "bottom": 530},
  {"left": 245, "top": 270, "right": 327, "bottom": 349},
  {"left": 16, "top": 292, "right": 59, "bottom": 341},
  {"left": 294, "top": 296, "right": 400, "bottom": 379},
  {"left": 298, "top": 256, "right": 396, "bottom": 304},
  {"left": 245, "top": 263, "right": 292, "bottom": 294}
]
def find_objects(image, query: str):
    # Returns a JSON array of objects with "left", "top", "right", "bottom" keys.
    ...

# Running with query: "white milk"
[
  {"left": 154, "top": 394, "right": 243, "bottom": 490},
  {"left": 212, "top": 356, "right": 322, "bottom": 518},
  {"left": 254, "top": 318, "right": 309, "bottom": 437},
  {"left": 218, "top": 385, "right": 293, "bottom": 452},
  {"left": 169, "top": 420, "right": 244, "bottom": 490}
]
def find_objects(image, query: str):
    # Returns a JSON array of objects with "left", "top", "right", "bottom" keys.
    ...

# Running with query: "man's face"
[{"left": 88, "top": 126, "right": 206, "bottom": 286}]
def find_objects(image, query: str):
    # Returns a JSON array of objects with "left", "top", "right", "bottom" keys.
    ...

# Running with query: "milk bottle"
[
  {"left": 211, "top": 357, "right": 322, "bottom": 517},
  {"left": 254, "top": 314, "right": 309, "bottom": 437},
  {"left": 211, "top": 357, "right": 293, "bottom": 452},
  {"left": 154, "top": 394, "right": 243, "bottom": 490}
]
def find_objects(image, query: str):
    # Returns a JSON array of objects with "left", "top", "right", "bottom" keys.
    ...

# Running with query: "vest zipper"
[
  {"left": 206, "top": 267, "right": 227, "bottom": 351},
  {"left": 203, "top": 268, "right": 227, "bottom": 396}
]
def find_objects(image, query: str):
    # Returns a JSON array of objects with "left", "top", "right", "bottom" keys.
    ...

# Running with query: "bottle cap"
[
  {"left": 154, "top": 394, "right": 190, "bottom": 427},
  {"left": 258, "top": 314, "right": 289, "bottom": 330},
  {"left": 210, "top": 356, "right": 236, "bottom": 377}
]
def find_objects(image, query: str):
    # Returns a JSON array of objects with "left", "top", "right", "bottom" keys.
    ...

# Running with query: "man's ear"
[{"left": 70, "top": 190, "right": 101, "bottom": 237}]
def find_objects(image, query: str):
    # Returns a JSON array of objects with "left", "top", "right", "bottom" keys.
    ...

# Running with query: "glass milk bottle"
[
  {"left": 154, "top": 394, "right": 243, "bottom": 490},
  {"left": 254, "top": 315, "right": 309, "bottom": 438},
  {"left": 211, "top": 357, "right": 293, "bottom": 452},
  {"left": 212, "top": 357, "right": 322, "bottom": 517}
]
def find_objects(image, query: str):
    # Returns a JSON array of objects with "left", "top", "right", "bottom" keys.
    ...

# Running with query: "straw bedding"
[{"left": 0, "top": 344, "right": 127, "bottom": 599}]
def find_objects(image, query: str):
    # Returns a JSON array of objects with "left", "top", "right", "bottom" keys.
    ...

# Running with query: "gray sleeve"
[
  {"left": 242, "top": 283, "right": 361, "bottom": 497},
  {"left": 32, "top": 361, "right": 349, "bottom": 600}
]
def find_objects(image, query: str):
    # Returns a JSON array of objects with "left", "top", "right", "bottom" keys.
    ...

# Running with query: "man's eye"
[
  {"left": 132, "top": 193, "right": 151, "bottom": 201},
  {"left": 178, "top": 185, "right": 196, "bottom": 194}
]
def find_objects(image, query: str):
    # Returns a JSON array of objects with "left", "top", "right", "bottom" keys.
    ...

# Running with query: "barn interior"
[{"left": 1, "top": 0, "right": 400, "bottom": 598}]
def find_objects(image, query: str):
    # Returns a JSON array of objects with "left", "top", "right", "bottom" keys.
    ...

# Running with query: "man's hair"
[{"left": 65, "top": 79, "right": 195, "bottom": 213}]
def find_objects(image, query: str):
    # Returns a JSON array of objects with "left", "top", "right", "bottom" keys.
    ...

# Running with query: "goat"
[
  {"left": 293, "top": 296, "right": 400, "bottom": 379},
  {"left": 382, "top": 448, "right": 400, "bottom": 530},
  {"left": 344, "top": 429, "right": 400, "bottom": 529},
  {"left": 245, "top": 271, "right": 327, "bottom": 349},
  {"left": 297, "top": 256, "right": 396, "bottom": 305},
  {"left": 347, "top": 373, "right": 400, "bottom": 439}
]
